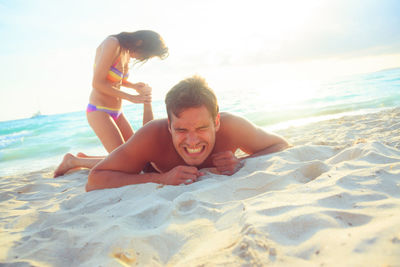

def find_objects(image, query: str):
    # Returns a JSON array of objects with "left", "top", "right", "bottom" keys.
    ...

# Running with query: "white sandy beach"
[{"left": 1, "top": 107, "right": 400, "bottom": 266}]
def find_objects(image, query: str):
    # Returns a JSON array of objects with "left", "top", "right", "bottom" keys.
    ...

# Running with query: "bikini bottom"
[{"left": 86, "top": 103, "right": 122, "bottom": 121}]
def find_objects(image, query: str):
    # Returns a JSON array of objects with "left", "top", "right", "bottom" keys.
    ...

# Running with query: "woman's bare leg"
[
  {"left": 54, "top": 109, "right": 148, "bottom": 178},
  {"left": 53, "top": 153, "right": 104, "bottom": 177},
  {"left": 54, "top": 111, "right": 124, "bottom": 177},
  {"left": 87, "top": 111, "right": 125, "bottom": 153},
  {"left": 76, "top": 152, "right": 105, "bottom": 158},
  {"left": 115, "top": 113, "right": 134, "bottom": 142},
  {"left": 143, "top": 103, "right": 154, "bottom": 125}
]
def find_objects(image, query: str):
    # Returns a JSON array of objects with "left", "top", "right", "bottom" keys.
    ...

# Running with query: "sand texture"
[{"left": 1, "top": 108, "right": 400, "bottom": 266}]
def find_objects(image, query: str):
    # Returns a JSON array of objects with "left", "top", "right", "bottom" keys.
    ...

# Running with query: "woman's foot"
[{"left": 53, "top": 153, "right": 76, "bottom": 178}]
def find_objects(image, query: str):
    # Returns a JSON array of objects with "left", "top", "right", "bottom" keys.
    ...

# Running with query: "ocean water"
[{"left": 1, "top": 67, "right": 399, "bottom": 176}]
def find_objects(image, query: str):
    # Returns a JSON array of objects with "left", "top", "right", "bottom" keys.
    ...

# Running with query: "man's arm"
[
  {"left": 228, "top": 113, "right": 289, "bottom": 155},
  {"left": 85, "top": 123, "right": 157, "bottom": 191},
  {"left": 85, "top": 121, "right": 203, "bottom": 191},
  {"left": 238, "top": 129, "right": 289, "bottom": 159},
  {"left": 87, "top": 164, "right": 203, "bottom": 192},
  {"left": 212, "top": 113, "right": 289, "bottom": 175}
]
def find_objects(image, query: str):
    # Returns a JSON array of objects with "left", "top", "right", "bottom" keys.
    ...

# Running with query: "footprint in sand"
[
  {"left": 266, "top": 213, "right": 337, "bottom": 246},
  {"left": 257, "top": 205, "right": 299, "bottom": 217},
  {"left": 323, "top": 210, "right": 372, "bottom": 227},
  {"left": 297, "top": 161, "right": 329, "bottom": 183},
  {"left": 173, "top": 193, "right": 198, "bottom": 213},
  {"left": 327, "top": 146, "right": 365, "bottom": 164},
  {"left": 0, "top": 191, "right": 14, "bottom": 201},
  {"left": 175, "top": 199, "right": 198, "bottom": 213},
  {"left": 317, "top": 192, "right": 388, "bottom": 209},
  {"left": 122, "top": 203, "right": 172, "bottom": 230}
]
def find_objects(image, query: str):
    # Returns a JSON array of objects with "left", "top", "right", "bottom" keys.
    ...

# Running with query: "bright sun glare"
[{"left": 1, "top": 0, "right": 399, "bottom": 121}]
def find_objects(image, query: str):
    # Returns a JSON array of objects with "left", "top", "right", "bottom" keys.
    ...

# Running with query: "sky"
[{"left": 0, "top": 0, "right": 400, "bottom": 121}]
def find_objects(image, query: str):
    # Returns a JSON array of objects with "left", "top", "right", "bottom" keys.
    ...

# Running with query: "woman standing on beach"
[{"left": 54, "top": 30, "right": 168, "bottom": 177}]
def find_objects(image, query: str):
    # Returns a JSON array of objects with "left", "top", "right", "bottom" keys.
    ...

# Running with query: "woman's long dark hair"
[{"left": 112, "top": 30, "right": 168, "bottom": 61}]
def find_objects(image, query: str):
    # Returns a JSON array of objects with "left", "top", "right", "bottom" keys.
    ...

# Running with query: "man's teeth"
[{"left": 187, "top": 147, "right": 202, "bottom": 154}]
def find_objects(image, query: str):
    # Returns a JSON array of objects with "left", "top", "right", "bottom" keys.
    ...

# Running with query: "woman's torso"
[{"left": 89, "top": 37, "right": 130, "bottom": 109}]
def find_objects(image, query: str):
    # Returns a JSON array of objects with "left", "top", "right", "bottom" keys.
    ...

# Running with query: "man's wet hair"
[{"left": 165, "top": 76, "right": 219, "bottom": 122}]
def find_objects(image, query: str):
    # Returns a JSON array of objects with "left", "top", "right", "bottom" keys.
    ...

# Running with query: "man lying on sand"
[{"left": 58, "top": 76, "right": 289, "bottom": 191}]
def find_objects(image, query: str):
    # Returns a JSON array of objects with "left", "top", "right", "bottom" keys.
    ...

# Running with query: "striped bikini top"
[{"left": 106, "top": 56, "right": 129, "bottom": 83}]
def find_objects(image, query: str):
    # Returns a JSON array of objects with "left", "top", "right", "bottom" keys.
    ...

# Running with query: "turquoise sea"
[{"left": 1, "top": 67, "right": 400, "bottom": 176}]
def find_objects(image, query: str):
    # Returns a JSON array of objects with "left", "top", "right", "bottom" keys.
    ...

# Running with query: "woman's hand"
[
  {"left": 133, "top": 82, "right": 152, "bottom": 95},
  {"left": 127, "top": 93, "right": 152, "bottom": 104}
]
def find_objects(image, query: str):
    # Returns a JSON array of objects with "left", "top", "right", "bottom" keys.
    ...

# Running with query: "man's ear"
[
  {"left": 215, "top": 113, "right": 221, "bottom": 131},
  {"left": 168, "top": 119, "right": 172, "bottom": 133}
]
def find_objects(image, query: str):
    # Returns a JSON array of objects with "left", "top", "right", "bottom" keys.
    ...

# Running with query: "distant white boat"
[{"left": 31, "top": 111, "right": 42, "bottom": 118}]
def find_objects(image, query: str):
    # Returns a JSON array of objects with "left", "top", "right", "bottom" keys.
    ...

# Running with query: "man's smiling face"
[{"left": 169, "top": 105, "right": 220, "bottom": 166}]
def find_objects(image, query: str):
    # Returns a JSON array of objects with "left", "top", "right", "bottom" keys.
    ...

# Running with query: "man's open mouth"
[{"left": 184, "top": 145, "right": 205, "bottom": 155}]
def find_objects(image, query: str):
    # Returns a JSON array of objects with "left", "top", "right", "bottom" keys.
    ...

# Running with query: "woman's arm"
[
  {"left": 92, "top": 38, "right": 150, "bottom": 104},
  {"left": 122, "top": 81, "right": 152, "bottom": 95},
  {"left": 123, "top": 81, "right": 154, "bottom": 124}
]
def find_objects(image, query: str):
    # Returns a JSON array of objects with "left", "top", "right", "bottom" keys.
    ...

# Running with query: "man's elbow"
[
  {"left": 86, "top": 169, "right": 101, "bottom": 192},
  {"left": 268, "top": 138, "right": 290, "bottom": 154},
  {"left": 280, "top": 139, "right": 290, "bottom": 150}
]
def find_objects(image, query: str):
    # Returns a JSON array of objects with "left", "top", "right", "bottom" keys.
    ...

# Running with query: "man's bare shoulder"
[
  {"left": 143, "top": 118, "right": 169, "bottom": 128},
  {"left": 219, "top": 112, "right": 251, "bottom": 129},
  {"left": 122, "top": 118, "right": 170, "bottom": 158},
  {"left": 220, "top": 111, "right": 247, "bottom": 119},
  {"left": 135, "top": 118, "right": 169, "bottom": 138},
  {"left": 217, "top": 112, "right": 261, "bottom": 145}
]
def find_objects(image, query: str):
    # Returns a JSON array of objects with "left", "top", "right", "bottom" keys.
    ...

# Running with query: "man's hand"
[
  {"left": 212, "top": 151, "right": 244, "bottom": 175},
  {"left": 160, "top": 165, "right": 204, "bottom": 185}
]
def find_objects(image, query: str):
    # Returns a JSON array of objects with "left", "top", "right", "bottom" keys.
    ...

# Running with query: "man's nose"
[{"left": 186, "top": 131, "right": 199, "bottom": 145}]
